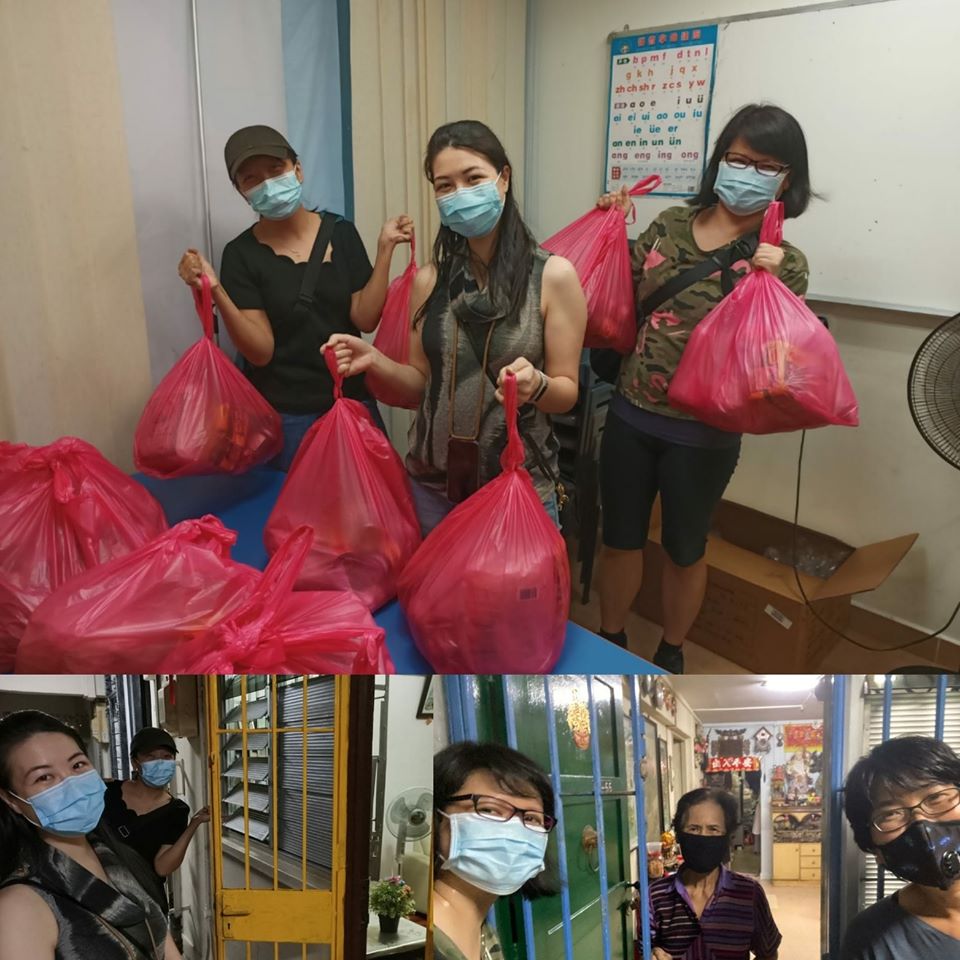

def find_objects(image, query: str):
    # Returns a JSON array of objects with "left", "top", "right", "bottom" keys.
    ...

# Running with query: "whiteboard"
[{"left": 628, "top": 0, "right": 960, "bottom": 315}]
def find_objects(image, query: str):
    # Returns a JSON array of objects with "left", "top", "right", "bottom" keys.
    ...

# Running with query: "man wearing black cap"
[
  {"left": 103, "top": 727, "right": 209, "bottom": 911},
  {"left": 178, "top": 124, "right": 412, "bottom": 470}
]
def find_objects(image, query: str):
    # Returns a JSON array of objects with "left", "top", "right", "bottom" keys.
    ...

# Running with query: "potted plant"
[{"left": 369, "top": 876, "right": 417, "bottom": 934}]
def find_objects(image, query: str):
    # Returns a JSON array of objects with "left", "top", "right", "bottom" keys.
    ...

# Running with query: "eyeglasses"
[
  {"left": 723, "top": 151, "right": 789, "bottom": 178},
  {"left": 447, "top": 793, "right": 557, "bottom": 833},
  {"left": 872, "top": 786, "right": 960, "bottom": 833}
]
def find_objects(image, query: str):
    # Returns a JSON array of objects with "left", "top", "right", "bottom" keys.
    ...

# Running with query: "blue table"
[{"left": 135, "top": 470, "right": 662, "bottom": 675}]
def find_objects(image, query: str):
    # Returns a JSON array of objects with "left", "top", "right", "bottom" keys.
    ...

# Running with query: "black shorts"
[{"left": 599, "top": 409, "right": 741, "bottom": 566}]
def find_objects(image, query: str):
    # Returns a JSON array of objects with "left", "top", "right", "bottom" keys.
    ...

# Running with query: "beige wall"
[
  {"left": 0, "top": 0, "right": 152, "bottom": 468},
  {"left": 350, "top": 0, "right": 529, "bottom": 450},
  {"left": 525, "top": 0, "right": 960, "bottom": 641}
]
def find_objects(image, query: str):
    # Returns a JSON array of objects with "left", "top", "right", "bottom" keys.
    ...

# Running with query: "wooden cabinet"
[{"left": 773, "top": 841, "right": 820, "bottom": 882}]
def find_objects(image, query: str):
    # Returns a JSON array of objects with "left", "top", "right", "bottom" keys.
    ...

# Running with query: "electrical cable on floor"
[{"left": 791, "top": 429, "right": 960, "bottom": 661}]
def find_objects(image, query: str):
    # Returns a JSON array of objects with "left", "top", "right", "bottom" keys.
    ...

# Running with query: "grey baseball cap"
[{"left": 224, "top": 125, "right": 295, "bottom": 182}]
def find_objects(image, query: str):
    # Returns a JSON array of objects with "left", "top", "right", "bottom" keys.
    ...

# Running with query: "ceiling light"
[{"left": 760, "top": 675, "right": 821, "bottom": 693}]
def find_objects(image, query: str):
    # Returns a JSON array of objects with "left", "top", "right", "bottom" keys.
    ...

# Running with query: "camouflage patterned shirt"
[{"left": 618, "top": 205, "right": 810, "bottom": 421}]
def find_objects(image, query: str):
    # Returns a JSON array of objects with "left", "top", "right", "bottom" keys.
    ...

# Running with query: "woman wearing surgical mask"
[
  {"left": 0, "top": 711, "right": 181, "bottom": 960},
  {"left": 433, "top": 741, "right": 559, "bottom": 960},
  {"left": 178, "top": 125, "right": 413, "bottom": 470},
  {"left": 650, "top": 788, "right": 781, "bottom": 960},
  {"left": 324, "top": 120, "right": 587, "bottom": 535},
  {"left": 595, "top": 104, "right": 813, "bottom": 673},
  {"left": 102, "top": 727, "right": 209, "bottom": 913},
  {"left": 841, "top": 736, "right": 960, "bottom": 959}
]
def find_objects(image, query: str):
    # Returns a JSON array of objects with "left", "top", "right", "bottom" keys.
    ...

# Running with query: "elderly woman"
[
  {"left": 0, "top": 711, "right": 179, "bottom": 959},
  {"left": 433, "top": 740, "right": 559, "bottom": 960},
  {"left": 841, "top": 735, "right": 960, "bottom": 959},
  {"left": 649, "top": 787, "right": 781, "bottom": 959}
]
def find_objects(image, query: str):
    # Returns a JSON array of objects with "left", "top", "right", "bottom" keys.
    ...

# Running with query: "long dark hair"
[
  {"left": 688, "top": 103, "right": 814, "bottom": 218},
  {"left": 434, "top": 740, "right": 559, "bottom": 899},
  {"left": 416, "top": 120, "right": 536, "bottom": 327},
  {"left": 0, "top": 710, "right": 165, "bottom": 905}
]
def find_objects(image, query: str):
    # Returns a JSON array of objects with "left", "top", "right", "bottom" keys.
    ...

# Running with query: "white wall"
[
  {"left": 0, "top": 675, "right": 106, "bottom": 698},
  {"left": 526, "top": 0, "right": 960, "bottom": 641},
  {"left": 378, "top": 676, "right": 435, "bottom": 878}
]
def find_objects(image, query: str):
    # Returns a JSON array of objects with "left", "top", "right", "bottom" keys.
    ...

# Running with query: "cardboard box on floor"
[{"left": 635, "top": 500, "right": 918, "bottom": 672}]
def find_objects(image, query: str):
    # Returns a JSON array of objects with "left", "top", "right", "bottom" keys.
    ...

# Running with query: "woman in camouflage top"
[{"left": 595, "top": 104, "right": 813, "bottom": 673}]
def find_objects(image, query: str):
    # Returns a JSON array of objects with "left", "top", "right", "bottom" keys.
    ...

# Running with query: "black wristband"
[{"left": 531, "top": 371, "right": 549, "bottom": 403}]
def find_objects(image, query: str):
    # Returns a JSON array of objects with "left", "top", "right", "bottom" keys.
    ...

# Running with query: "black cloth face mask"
[
  {"left": 678, "top": 832, "right": 730, "bottom": 875},
  {"left": 879, "top": 818, "right": 960, "bottom": 890}
]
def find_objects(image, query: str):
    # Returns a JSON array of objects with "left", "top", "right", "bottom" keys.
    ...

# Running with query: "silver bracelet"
[{"left": 531, "top": 370, "right": 549, "bottom": 403}]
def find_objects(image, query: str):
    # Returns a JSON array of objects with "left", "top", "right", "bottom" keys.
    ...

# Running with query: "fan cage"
[{"left": 907, "top": 313, "right": 960, "bottom": 471}]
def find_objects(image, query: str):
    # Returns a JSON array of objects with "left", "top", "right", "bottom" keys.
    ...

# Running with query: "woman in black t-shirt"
[
  {"left": 102, "top": 728, "right": 208, "bottom": 912},
  {"left": 178, "top": 124, "right": 412, "bottom": 470}
]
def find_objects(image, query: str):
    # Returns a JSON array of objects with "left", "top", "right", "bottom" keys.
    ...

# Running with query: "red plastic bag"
[
  {"left": 0, "top": 438, "right": 168, "bottom": 666},
  {"left": 15, "top": 516, "right": 259, "bottom": 673},
  {"left": 134, "top": 276, "right": 282, "bottom": 477},
  {"left": 368, "top": 233, "right": 419, "bottom": 409},
  {"left": 668, "top": 202, "right": 859, "bottom": 434},
  {"left": 397, "top": 371, "right": 570, "bottom": 673},
  {"left": 160, "top": 527, "right": 393, "bottom": 674},
  {"left": 263, "top": 351, "right": 421, "bottom": 610},
  {"left": 543, "top": 175, "right": 662, "bottom": 352}
]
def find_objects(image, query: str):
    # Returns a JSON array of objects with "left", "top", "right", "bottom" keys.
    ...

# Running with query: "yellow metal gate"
[{"left": 206, "top": 676, "right": 350, "bottom": 960}]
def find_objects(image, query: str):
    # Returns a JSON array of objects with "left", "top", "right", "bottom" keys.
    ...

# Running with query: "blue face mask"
[
  {"left": 713, "top": 160, "right": 785, "bottom": 216},
  {"left": 439, "top": 811, "right": 548, "bottom": 895},
  {"left": 139, "top": 759, "right": 176, "bottom": 788},
  {"left": 436, "top": 175, "right": 505, "bottom": 238},
  {"left": 244, "top": 170, "right": 303, "bottom": 220},
  {"left": 12, "top": 769, "right": 106, "bottom": 837}
]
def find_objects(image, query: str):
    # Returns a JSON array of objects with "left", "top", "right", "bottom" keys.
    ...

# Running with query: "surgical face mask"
[
  {"left": 244, "top": 170, "right": 303, "bottom": 220},
  {"left": 878, "top": 818, "right": 960, "bottom": 890},
  {"left": 436, "top": 174, "right": 505, "bottom": 238},
  {"left": 713, "top": 160, "right": 785, "bottom": 216},
  {"left": 10, "top": 769, "right": 106, "bottom": 837},
  {"left": 139, "top": 759, "right": 176, "bottom": 788},
  {"left": 678, "top": 832, "right": 729, "bottom": 875},
  {"left": 438, "top": 810, "right": 548, "bottom": 895}
]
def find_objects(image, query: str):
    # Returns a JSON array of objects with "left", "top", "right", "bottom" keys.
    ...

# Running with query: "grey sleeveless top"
[
  {"left": 3, "top": 836, "right": 167, "bottom": 959},
  {"left": 406, "top": 247, "right": 560, "bottom": 500}
]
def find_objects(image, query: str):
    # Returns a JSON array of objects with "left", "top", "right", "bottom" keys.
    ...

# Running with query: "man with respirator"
[
  {"left": 841, "top": 736, "right": 960, "bottom": 958},
  {"left": 102, "top": 727, "right": 209, "bottom": 913}
]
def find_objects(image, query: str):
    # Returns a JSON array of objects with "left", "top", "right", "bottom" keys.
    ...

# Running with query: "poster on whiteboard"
[{"left": 605, "top": 25, "right": 718, "bottom": 197}]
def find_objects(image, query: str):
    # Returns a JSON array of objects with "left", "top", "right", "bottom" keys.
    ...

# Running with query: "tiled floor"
[{"left": 762, "top": 880, "right": 821, "bottom": 960}]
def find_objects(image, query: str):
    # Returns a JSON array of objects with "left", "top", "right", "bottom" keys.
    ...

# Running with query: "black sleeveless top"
[{"left": 2, "top": 835, "right": 168, "bottom": 959}]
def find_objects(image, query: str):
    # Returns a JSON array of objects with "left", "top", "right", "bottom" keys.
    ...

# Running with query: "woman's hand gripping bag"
[
  {"left": 0, "top": 438, "right": 168, "bottom": 667},
  {"left": 367, "top": 232, "right": 419, "bottom": 409},
  {"left": 397, "top": 372, "right": 570, "bottom": 674},
  {"left": 668, "top": 202, "right": 859, "bottom": 434},
  {"left": 543, "top": 175, "right": 662, "bottom": 352},
  {"left": 263, "top": 351, "right": 421, "bottom": 611},
  {"left": 161, "top": 527, "right": 394, "bottom": 675},
  {"left": 15, "top": 516, "right": 259, "bottom": 674},
  {"left": 134, "top": 275, "right": 282, "bottom": 477}
]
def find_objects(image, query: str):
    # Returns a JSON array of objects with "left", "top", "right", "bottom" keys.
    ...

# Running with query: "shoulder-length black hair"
[
  {"left": 434, "top": 740, "right": 559, "bottom": 900},
  {"left": 844, "top": 735, "right": 960, "bottom": 853},
  {"left": 672, "top": 787, "right": 740, "bottom": 837},
  {"left": 0, "top": 710, "right": 165, "bottom": 905},
  {"left": 688, "top": 103, "right": 813, "bottom": 218},
  {"left": 416, "top": 120, "right": 537, "bottom": 327}
]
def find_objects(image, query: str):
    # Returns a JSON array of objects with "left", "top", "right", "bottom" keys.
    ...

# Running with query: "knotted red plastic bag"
[
  {"left": 263, "top": 351, "right": 421, "bottom": 610},
  {"left": 397, "top": 371, "right": 570, "bottom": 673},
  {"left": 15, "top": 516, "right": 259, "bottom": 673},
  {"left": 543, "top": 175, "right": 662, "bottom": 352},
  {"left": 160, "top": 527, "right": 393, "bottom": 674},
  {"left": 368, "top": 232, "right": 419, "bottom": 409},
  {"left": 0, "top": 438, "right": 168, "bottom": 667},
  {"left": 134, "top": 275, "right": 282, "bottom": 477},
  {"left": 668, "top": 203, "right": 859, "bottom": 434}
]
